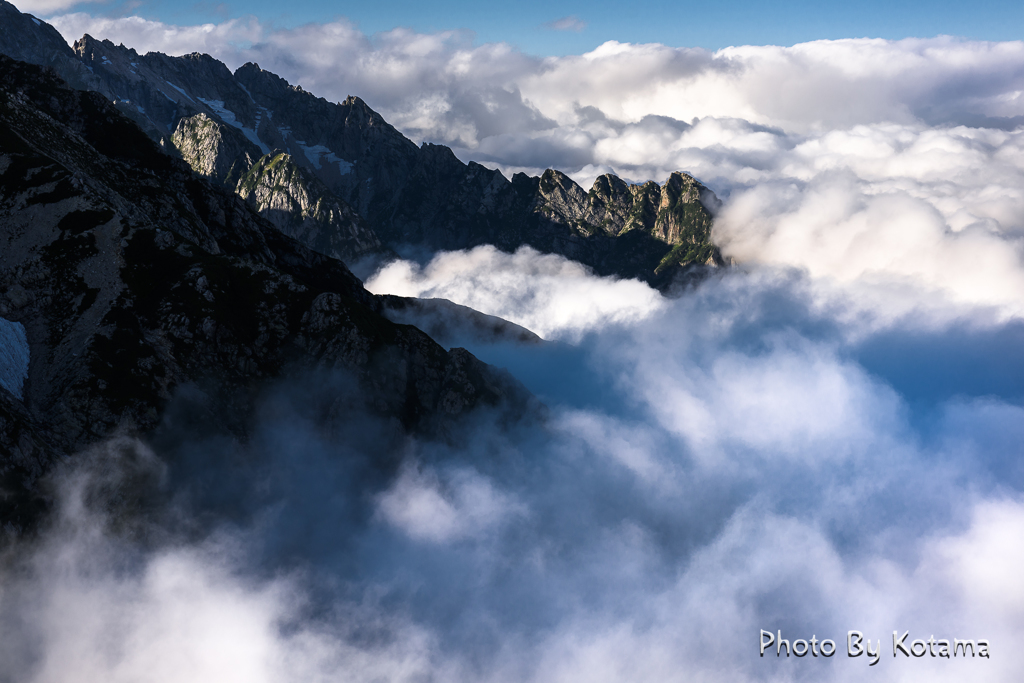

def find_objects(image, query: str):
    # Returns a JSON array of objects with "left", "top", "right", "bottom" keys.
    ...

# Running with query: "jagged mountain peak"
[
  {"left": 0, "top": 3, "right": 722, "bottom": 285},
  {"left": 0, "top": 1, "right": 109, "bottom": 95},
  {"left": 341, "top": 94, "right": 374, "bottom": 110},
  {"left": 235, "top": 62, "right": 316, "bottom": 100},
  {"left": 74, "top": 33, "right": 134, "bottom": 52},
  {"left": 589, "top": 173, "right": 632, "bottom": 200}
]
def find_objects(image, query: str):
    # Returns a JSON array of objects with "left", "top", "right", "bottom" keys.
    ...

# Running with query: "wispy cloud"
[{"left": 543, "top": 15, "right": 586, "bottom": 32}]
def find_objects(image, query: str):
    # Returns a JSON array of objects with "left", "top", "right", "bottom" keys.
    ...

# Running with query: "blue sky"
[{"left": 42, "top": 0, "right": 1024, "bottom": 55}]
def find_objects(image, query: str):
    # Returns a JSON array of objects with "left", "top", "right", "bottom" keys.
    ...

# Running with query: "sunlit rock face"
[
  {"left": 233, "top": 150, "right": 383, "bottom": 263},
  {"left": 171, "top": 113, "right": 259, "bottom": 189}
]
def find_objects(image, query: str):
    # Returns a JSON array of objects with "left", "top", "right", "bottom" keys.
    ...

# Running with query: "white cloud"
[
  {"left": 11, "top": 0, "right": 101, "bottom": 13},
  {"left": 714, "top": 158, "right": 1024, "bottom": 321},
  {"left": 638, "top": 335, "right": 904, "bottom": 467},
  {"left": 365, "top": 246, "right": 665, "bottom": 342},
  {"left": 376, "top": 462, "right": 525, "bottom": 543},
  {"left": 49, "top": 13, "right": 264, "bottom": 58},
  {"left": 929, "top": 498, "right": 1024, "bottom": 619},
  {"left": 556, "top": 410, "right": 673, "bottom": 487}
]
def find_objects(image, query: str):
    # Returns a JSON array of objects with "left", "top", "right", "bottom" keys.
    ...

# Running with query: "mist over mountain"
[{"left": 3, "top": 3, "right": 1024, "bottom": 683}]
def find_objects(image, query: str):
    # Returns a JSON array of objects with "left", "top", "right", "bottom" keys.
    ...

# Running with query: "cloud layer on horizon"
[
  {"left": 12, "top": 0, "right": 100, "bottom": 13},
  {"left": 43, "top": 13, "right": 1024, "bottom": 146},
  {"left": 40, "top": 14, "right": 1024, "bottom": 322}
]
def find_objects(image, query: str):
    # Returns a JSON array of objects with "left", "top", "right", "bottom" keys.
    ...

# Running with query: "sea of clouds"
[{"left": 3, "top": 6, "right": 1024, "bottom": 682}]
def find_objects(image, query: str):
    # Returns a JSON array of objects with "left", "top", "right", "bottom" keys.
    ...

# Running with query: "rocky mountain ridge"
[
  {"left": 233, "top": 149, "right": 383, "bottom": 262},
  {"left": 0, "top": 1, "right": 112, "bottom": 97},
  {"left": 0, "top": 3, "right": 722, "bottom": 287}
]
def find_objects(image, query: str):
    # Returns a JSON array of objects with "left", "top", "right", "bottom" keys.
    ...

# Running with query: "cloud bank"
[
  {"left": 365, "top": 246, "right": 664, "bottom": 342},
  {"left": 12, "top": 0, "right": 100, "bottom": 13},
  {"left": 5, "top": 258, "right": 1024, "bottom": 682},
  {"left": 42, "top": 15, "right": 1024, "bottom": 143}
]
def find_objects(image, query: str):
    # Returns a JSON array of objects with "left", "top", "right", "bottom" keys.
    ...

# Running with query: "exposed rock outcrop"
[
  {"left": 171, "top": 113, "right": 259, "bottom": 188},
  {"left": 234, "top": 151, "right": 383, "bottom": 263}
]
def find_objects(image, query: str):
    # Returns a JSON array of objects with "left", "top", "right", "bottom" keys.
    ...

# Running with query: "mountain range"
[
  {"left": 0, "top": 0, "right": 722, "bottom": 532},
  {"left": 1, "top": 0, "right": 722, "bottom": 282}
]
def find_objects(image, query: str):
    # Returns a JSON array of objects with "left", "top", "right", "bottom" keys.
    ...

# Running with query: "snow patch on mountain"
[
  {"left": 197, "top": 97, "right": 270, "bottom": 154},
  {"left": 164, "top": 81, "right": 194, "bottom": 102},
  {"left": 294, "top": 140, "right": 352, "bottom": 175},
  {"left": 238, "top": 82, "right": 255, "bottom": 103}
]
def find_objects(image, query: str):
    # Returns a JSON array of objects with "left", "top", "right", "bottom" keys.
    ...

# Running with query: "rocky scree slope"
[{"left": 0, "top": 55, "right": 533, "bottom": 533}]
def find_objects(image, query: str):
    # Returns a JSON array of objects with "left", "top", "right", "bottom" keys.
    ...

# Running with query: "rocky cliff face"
[
  {"left": 0, "top": 55, "right": 531, "bottom": 532},
  {"left": 171, "top": 113, "right": 259, "bottom": 188},
  {"left": 0, "top": 5, "right": 721, "bottom": 286},
  {"left": 505, "top": 168, "right": 720, "bottom": 281},
  {"left": 233, "top": 151, "right": 383, "bottom": 263},
  {"left": 171, "top": 113, "right": 382, "bottom": 263}
]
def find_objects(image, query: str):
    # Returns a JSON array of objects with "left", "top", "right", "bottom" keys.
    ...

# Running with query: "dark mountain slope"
[{"left": 0, "top": 55, "right": 532, "bottom": 531}]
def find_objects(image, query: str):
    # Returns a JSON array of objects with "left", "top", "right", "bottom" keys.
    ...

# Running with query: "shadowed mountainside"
[{"left": 0, "top": 55, "right": 534, "bottom": 532}]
